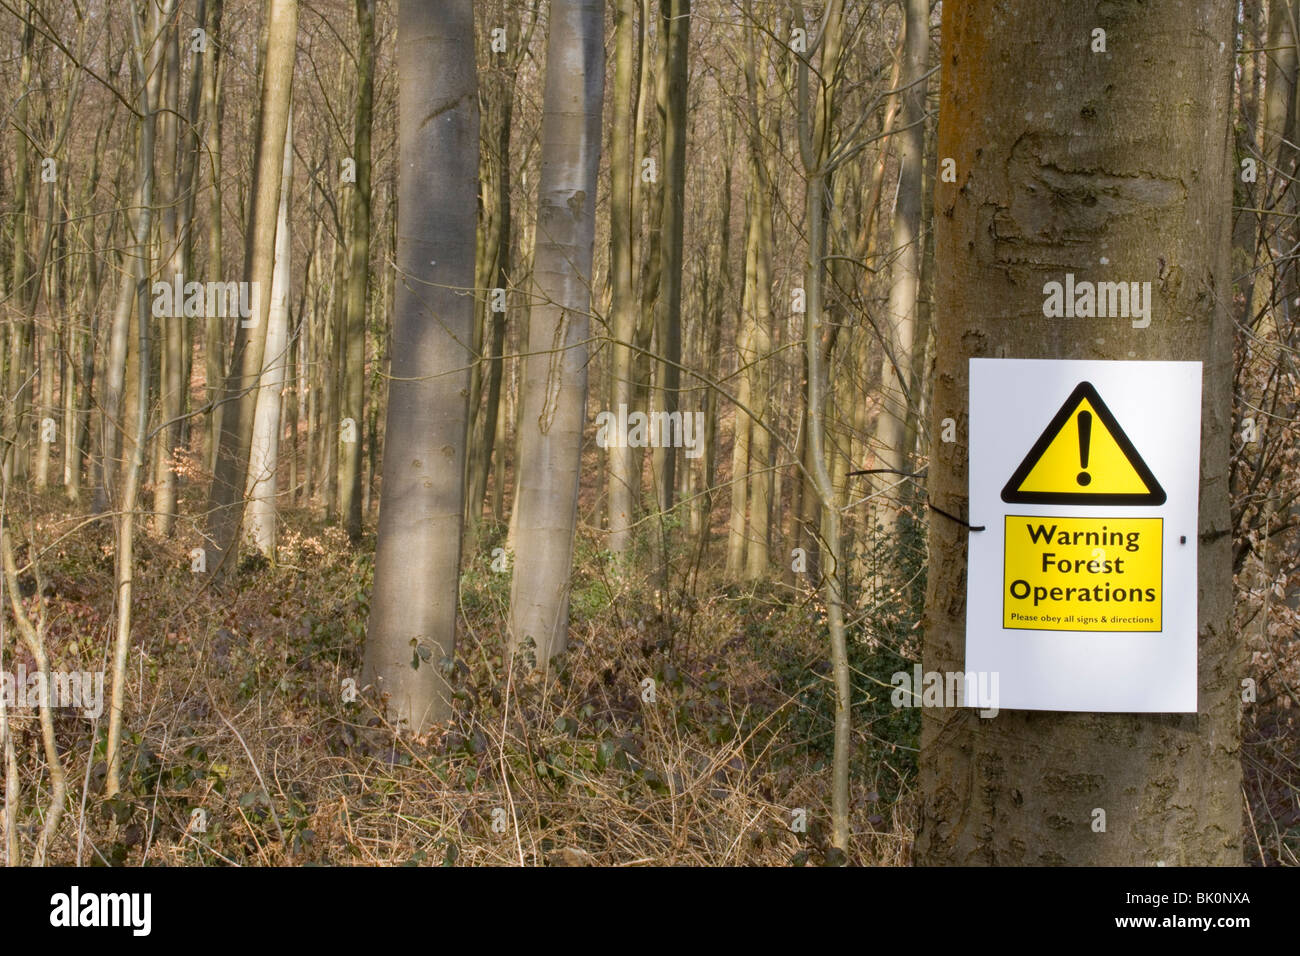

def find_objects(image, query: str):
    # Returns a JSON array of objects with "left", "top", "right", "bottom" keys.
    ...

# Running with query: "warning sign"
[
  {"left": 1003, "top": 516, "right": 1162, "bottom": 631},
  {"left": 966, "top": 359, "right": 1202, "bottom": 713},
  {"left": 1001, "top": 382, "right": 1166, "bottom": 506}
]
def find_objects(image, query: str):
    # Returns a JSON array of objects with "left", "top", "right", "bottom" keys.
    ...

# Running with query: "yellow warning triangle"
[{"left": 1001, "top": 381, "right": 1165, "bottom": 505}]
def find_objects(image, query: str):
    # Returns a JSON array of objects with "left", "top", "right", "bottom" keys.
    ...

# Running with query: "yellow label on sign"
[{"left": 1003, "top": 516, "right": 1163, "bottom": 631}]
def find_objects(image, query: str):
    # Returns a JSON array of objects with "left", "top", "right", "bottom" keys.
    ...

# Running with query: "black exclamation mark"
[{"left": 1076, "top": 410, "right": 1092, "bottom": 486}]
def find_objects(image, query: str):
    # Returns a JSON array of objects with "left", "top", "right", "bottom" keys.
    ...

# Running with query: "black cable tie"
[
  {"left": 928, "top": 501, "right": 984, "bottom": 532},
  {"left": 847, "top": 467, "right": 926, "bottom": 479}
]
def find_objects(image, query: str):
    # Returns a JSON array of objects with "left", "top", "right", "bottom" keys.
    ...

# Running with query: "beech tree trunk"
[
  {"left": 106, "top": 0, "right": 164, "bottom": 797},
  {"left": 871, "top": 0, "right": 928, "bottom": 541},
  {"left": 918, "top": 0, "right": 1241, "bottom": 865},
  {"left": 245, "top": 106, "right": 294, "bottom": 557},
  {"left": 508, "top": 0, "right": 605, "bottom": 668},
  {"left": 363, "top": 0, "right": 479, "bottom": 732},
  {"left": 651, "top": 0, "right": 689, "bottom": 515},
  {"left": 203, "top": 0, "right": 298, "bottom": 576},
  {"left": 204, "top": 0, "right": 226, "bottom": 473},
  {"left": 607, "top": 0, "right": 639, "bottom": 559},
  {"left": 339, "top": 0, "right": 374, "bottom": 541},
  {"left": 154, "top": 17, "right": 183, "bottom": 534}
]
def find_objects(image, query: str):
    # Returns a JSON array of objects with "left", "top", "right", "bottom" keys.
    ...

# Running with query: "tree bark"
[
  {"left": 4, "top": 8, "right": 35, "bottom": 487},
  {"left": 204, "top": 0, "right": 226, "bottom": 472},
  {"left": 106, "top": 0, "right": 164, "bottom": 797},
  {"left": 245, "top": 105, "right": 294, "bottom": 557},
  {"left": 918, "top": 0, "right": 1241, "bottom": 865},
  {"left": 363, "top": 0, "right": 479, "bottom": 732},
  {"left": 203, "top": 0, "right": 298, "bottom": 576},
  {"left": 607, "top": 0, "right": 639, "bottom": 559},
  {"left": 508, "top": 0, "right": 605, "bottom": 668},
  {"left": 871, "top": 0, "right": 929, "bottom": 541},
  {"left": 154, "top": 16, "right": 183, "bottom": 533},
  {"left": 651, "top": 0, "right": 689, "bottom": 515},
  {"left": 339, "top": 0, "right": 375, "bottom": 540},
  {"left": 741, "top": 33, "right": 773, "bottom": 582}
]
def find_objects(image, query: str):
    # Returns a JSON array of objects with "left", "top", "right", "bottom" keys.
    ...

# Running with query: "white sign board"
[{"left": 966, "top": 359, "right": 1202, "bottom": 712}]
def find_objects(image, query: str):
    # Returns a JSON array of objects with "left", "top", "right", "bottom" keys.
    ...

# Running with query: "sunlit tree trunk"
[
  {"left": 106, "top": 0, "right": 164, "bottom": 797},
  {"left": 364, "top": 0, "right": 479, "bottom": 732},
  {"left": 724, "top": 212, "right": 755, "bottom": 578},
  {"left": 870, "top": 0, "right": 929, "bottom": 543},
  {"left": 742, "top": 31, "right": 773, "bottom": 582},
  {"left": 918, "top": 0, "right": 1240, "bottom": 865},
  {"left": 795, "top": 0, "right": 850, "bottom": 853},
  {"left": 607, "top": 0, "right": 639, "bottom": 559},
  {"left": 204, "top": 0, "right": 226, "bottom": 472},
  {"left": 245, "top": 106, "right": 294, "bottom": 557},
  {"left": 204, "top": 0, "right": 298, "bottom": 576},
  {"left": 508, "top": 0, "right": 605, "bottom": 667},
  {"left": 339, "top": 0, "right": 374, "bottom": 540},
  {"left": 154, "top": 16, "right": 183, "bottom": 533},
  {"left": 651, "top": 0, "right": 689, "bottom": 515}
]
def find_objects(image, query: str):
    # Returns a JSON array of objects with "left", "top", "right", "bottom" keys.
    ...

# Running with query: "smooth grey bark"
[
  {"left": 607, "top": 0, "right": 639, "bottom": 559},
  {"left": 740, "top": 26, "right": 773, "bottom": 582},
  {"left": 791, "top": 0, "right": 850, "bottom": 853},
  {"left": 245, "top": 106, "right": 294, "bottom": 557},
  {"left": 725, "top": 11, "right": 763, "bottom": 580},
  {"left": 204, "top": 0, "right": 298, "bottom": 576},
  {"left": 651, "top": 0, "right": 689, "bottom": 515},
  {"left": 339, "top": 0, "right": 375, "bottom": 541},
  {"left": 507, "top": 0, "right": 605, "bottom": 668},
  {"left": 106, "top": 0, "right": 164, "bottom": 797},
  {"left": 4, "top": 7, "right": 34, "bottom": 486},
  {"left": 1261, "top": 0, "right": 1297, "bottom": 170},
  {"left": 871, "top": 0, "right": 928, "bottom": 539},
  {"left": 203, "top": 0, "right": 226, "bottom": 472},
  {"left": 154, "top": 16, "right": 183, "bottom": 533},
  {"left": 919, "top": 0, "right": 1240, "bottom": 865},
  {"left": 363, "top": 0, "right": 479, "bottom": 732}
]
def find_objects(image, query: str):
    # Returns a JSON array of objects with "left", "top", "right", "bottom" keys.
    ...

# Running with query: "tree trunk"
[
  {"left": 203, "top": 0, "right": 298, "bottom": 577},
  {"left": 508, "top": 0, "right": 605, "bottom": 668},
  {"left": 651, "top": 0, "right": 689, "bottom": 515},
  {"left": 607, "top": 0, "right": 639, "bottom": 559},
  {"left": 245, "top": 105, "right": 294, "bottom": 557},
  {"left": 106, "top": 0, "right": 164, "bottom": 797},
  {"left": 4, "top": 9, "right": 34, "bottom": 487},
  {"left": 871, "top": 0, "right": 929, "bottom": 541},
  {"left": 324, "top": 184, "right": 347, "bottom": 523},
  {"left": 724, "top": 209, "right": 755, "bottom": 578},
  {"left": 204, "top": 0, "right": 226, "bottom": 473},
  {"left": 339, "top": 0, "right": 375, "bottom": 540},
  {"left": 363, "top": 0, "right": 479, "bottom": 732},
  {"left": 465, "top": 1, "right": 530, "bottom": 553},
  {"left": 742, "top": 34, "right": 773, "bottom": 582},
  {"left": 918, "top": 0, "right": 1240, "bottom": 865},
  {"left": 154, "top": 17, "right": 183, "bottom": 534},
  {"left": 795, "top": 0, "right": 850, "bottom": 853}
]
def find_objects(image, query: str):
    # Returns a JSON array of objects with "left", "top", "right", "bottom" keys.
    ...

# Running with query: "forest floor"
[
  {"left": 5, "top": 482, "right": 924, "bottom": 866},
  {"left": 2, "top": 480, "right": 1296, "bottom": 865}
]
